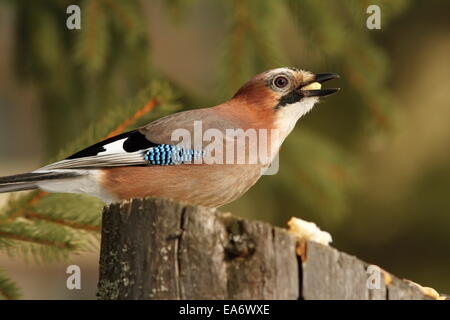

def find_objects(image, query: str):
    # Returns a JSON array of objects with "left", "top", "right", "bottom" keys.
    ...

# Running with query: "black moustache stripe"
[{"left": 275, "top": 90, "right": 303, "bottom": 109}]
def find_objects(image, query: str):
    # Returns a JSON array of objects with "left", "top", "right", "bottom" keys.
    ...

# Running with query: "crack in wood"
[{"left": 174, "top": 207, "right": 187, "bottom": 300}]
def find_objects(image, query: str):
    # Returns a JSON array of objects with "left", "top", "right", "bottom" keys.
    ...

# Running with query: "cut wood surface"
[{"left": 97, "top": 197, "right": 435, "bottom": 300}]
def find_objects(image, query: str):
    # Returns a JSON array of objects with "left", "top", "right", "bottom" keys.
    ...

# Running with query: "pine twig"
[
  {"left": 22, "top": 210, "right": 101, "bottom": 232},
  {"left": 102, "top": 0, "right": 135, "bottom": 30},
  {"left": 8, "top": 191, "right": 48, "bottom": 220},
  {"left": 229, "top": 0, "right": 247, "bottom": 86},
  {"left": 0, "top": 268, "right": 21, "bottom": 300},
  {"left": 0, "top": 286, "right": 15, "bottom": 300},
  {"left": 104, "top": 98, "right": 157, "bottom": 139},
  {"left": 0, "top": 231, "right": 75, "bottom": 250}
]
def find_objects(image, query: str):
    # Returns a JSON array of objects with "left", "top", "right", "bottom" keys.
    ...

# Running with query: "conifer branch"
[
  {"left": 0, "top": 268, "right": 21, "bottom": 300},
  {"left": 75, "top": 0, "right": 109, "bottom": 73},
  {"left": 0, "top": 231, "right": 76, "bottom": 250},
  {"left": 8, "top": 191, "right": 47, "bottom": 220},
  {"left": 105, "top": 98, "right": 158, "bottom": 139},
  {"left": 102, "top": 0, "right": 134, "bottom": 30},
  {"left": 229, "top": 0, "right": 247, "bottom": 86},
  {"left": 0, "top": 286, "right": 14, "bottom": 300},
  {"left": 22, "top": 211, "right": 101, "bottom": 233},
  {"left": 86, "top": 0, "right": 101, "bottom": 57}
]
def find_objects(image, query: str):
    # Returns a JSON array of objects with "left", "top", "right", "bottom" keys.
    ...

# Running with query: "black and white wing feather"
[{"left": 38, "top": 130, "right": 156, "bottom": 171}]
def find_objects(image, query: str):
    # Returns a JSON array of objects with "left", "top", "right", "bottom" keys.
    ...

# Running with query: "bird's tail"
[{"left": 0, "top": 171, "right": 81, "bottom": 194}]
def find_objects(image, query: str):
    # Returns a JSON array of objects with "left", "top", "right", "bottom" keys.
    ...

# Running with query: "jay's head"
[{"left": 231, "top": 67, "right": 339, "bottom": 134}]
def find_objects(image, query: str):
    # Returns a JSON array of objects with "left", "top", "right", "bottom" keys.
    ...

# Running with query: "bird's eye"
[{"left": 273, "top": 75, "right": 290, "bottom": 89}]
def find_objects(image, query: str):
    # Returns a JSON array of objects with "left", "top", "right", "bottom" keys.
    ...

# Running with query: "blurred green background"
[{"left": 0, "top": 0, "right": 449, "bottom": 299}]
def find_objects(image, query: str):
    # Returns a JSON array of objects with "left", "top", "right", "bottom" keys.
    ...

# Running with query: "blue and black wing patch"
[
  {"left": 144, "top": 144, "right": 204, "bottom": 165},
  {"left": 37, "top": 130, "right": 205, "bottom": 170}
]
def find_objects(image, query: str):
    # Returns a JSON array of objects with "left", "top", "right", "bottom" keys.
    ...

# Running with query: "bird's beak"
[{"left": 299, "top": 73, "right": 340, "bottom": 97}]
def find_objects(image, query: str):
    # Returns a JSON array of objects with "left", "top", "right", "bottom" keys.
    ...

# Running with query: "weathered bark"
[
  {"left": 97, "top": 198, "right": 298, "bottom": 299},
  {"left": 97, "top": 197, "right": 432, "bottom": 300},
  {"left": 301, "top": 241, "right": 429, "bottom": 300}
]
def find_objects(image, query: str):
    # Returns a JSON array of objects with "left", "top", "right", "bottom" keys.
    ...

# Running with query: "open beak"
[{"left": 300, "top": 73, "right": 340, "bottom": 97}]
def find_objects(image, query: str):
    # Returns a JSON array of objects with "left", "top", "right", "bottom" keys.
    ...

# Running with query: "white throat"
[{"left": 274, "top": 97, "right": 319, "bottom": 141}]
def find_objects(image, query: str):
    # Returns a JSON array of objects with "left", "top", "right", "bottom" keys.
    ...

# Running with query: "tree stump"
[{"left": 97, "top": 197, "right": 435, "bottom": 300}]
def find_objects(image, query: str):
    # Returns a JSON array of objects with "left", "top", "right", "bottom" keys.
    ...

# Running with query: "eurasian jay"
[{"left": 0, "top": 68, "right": 339, "bottom": 208}]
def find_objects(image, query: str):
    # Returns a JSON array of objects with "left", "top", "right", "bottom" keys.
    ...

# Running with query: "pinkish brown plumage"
[{"left": 0, "top": 68, "right": 339, "bottom": 207}]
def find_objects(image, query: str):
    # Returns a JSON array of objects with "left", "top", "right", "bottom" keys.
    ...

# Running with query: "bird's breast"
[{"left": 100, "top": 163, "right": 265, "bottom": 208}]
